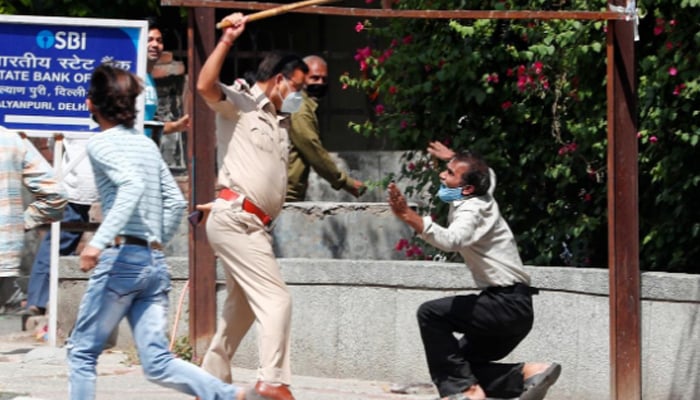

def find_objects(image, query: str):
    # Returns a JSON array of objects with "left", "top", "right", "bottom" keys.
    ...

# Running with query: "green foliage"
[
  {"left": 345, "top": 0, "right": 699, "bottom": 272},
  {"left": 171, "top": 335, "right": 194, "bottom": 363},
  {"left": 0, "top": 0, "right": 161, "bottom": 19}
]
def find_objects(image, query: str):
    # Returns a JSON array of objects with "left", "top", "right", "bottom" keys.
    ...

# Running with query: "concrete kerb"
[{"left": 52, "top": 258, "right": 700, "bottom": 400}]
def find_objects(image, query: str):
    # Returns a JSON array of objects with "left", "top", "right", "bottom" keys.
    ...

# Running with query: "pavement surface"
[{"left": 0, "top": 314, "right": 438, "bottom": 400}]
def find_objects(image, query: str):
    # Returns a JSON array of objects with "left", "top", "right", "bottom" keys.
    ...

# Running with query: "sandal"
[{"left": 520, "top": 362, "right": 562, "bottom": 400}]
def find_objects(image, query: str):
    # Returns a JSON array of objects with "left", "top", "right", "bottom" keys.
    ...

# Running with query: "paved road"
[{"left": 0, "top": 314, "right": 437, "bottom": 400}]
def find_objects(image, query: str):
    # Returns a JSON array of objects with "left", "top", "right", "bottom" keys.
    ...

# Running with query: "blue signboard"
[{"left": 0, "top": 15, "right": 146, "bottom": 135}]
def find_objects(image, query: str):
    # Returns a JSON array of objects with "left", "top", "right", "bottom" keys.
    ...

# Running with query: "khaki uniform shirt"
[
  {"left": 286, "top": 93, "right": 354, "bottom": 201},
  {"left": 206, "top": 80, "right": 289, "bottom": 219}
]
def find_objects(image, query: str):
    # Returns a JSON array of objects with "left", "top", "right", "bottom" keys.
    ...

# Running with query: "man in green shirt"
[{"left": 286, "top": 55, "right": 366, "bottom": 202}]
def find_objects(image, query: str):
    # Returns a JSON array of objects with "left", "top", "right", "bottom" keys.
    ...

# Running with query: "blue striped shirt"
[
  {"left": 0, "top": 128, "right": 67, "bottom": 270},
  {"left": 87, "top": 125, "right": 186, "bottom": 250}
]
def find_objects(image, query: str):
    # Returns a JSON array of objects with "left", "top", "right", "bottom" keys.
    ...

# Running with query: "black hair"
[
  {"left": 453, "top": 151, "right": 491, "bottom": 196},
  {"left": 254, "top": 51, "right": 308, "bottom": 82},
  {"left": 87, "top": 64, "right": 142, "bottom": 128},
  {"left": 147, "top": 16, "right": 160, "bottom": 31}
]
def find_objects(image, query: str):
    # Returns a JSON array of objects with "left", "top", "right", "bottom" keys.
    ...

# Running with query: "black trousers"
[{"left": 417, "top": 283, "right": 535, "bottom": 398}]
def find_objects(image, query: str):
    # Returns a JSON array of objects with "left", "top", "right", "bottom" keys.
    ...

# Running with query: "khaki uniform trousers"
[{"left": 201, "top": 199, "right": 292, "bottom": 385}]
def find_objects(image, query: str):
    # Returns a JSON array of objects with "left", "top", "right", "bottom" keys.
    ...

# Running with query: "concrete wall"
[{"left": 56, "top": 258, "right": 700, "bottom": 400}]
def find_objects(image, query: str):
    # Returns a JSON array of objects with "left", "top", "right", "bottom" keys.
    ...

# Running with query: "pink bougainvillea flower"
[
  {"left": 517, "top": 64, "right": 526, "bottom": 76},
  {"left": 378, "top": 49, "right": 393, "bottom": 63},
  {"left": 389, "top": 85, "right": 398, "bottom": 95},
  {"left": 501, "top": 101, "right": 512, "bottom": 110},
  {"left": 354, "top": 46, "right": 371, "bottom": 61},
  {"left": 395, "top": 238, "right": 409, "bottom": 251},
  {"left": 402, "top": 35, "right": 413, "bottom": 45},
  {"left": 653, "top": 25, "right": 664, "bottom": 36},
  {"left": 583, "top": 193, "right": 592, "bottom": 202},
  {"left": 359, "top": 60, "right": 367, "bottom": 71},
  {"left": 506, "top": 68, "right": 514, "bottom": 77},
  {"left": 673, "top": 83, "right": 686, "bottom": 96},
  {"left": 375, "top": 104, "right": 385, "bottom": 115},
  {"left": 405, "top": 244, "right": 423, "bottom": 258},
  {"left": 341, "top": 83, "right": 348, "bottom": 90},
  {"left": 650, "top": 136, "right": 658, "bottom": 143},
  {"left": 355, "top": 22, "right": 365, "bottom": 32},
  {"left": 407, "top": 162, "right": 415, "bottom": 171},
  {"left": 669, "top": 19, "right": 677, "bottom": 26},
  {"left": 558, "top": 142, "right": 578, "bottom": 156},
  {"left": 486, "top": 73, "right": 499, "bottom": 84},
  {"left": 665, "top": 42, "right": 674, "bottom": 50},
  {"left": 400, "top": 120, "right": 408, "bottom": 129},
  {"left": 410, "top": 245, "right": 423, "bottom": 257},
  {"left": 668, "top": 66, "right": 678, "bottom": 76},
  {"left": 533, "top": 61, "right": 543, "bottom": 74},
  {"left": 637, "top": 132, "right": 642, "bottom": 138}
]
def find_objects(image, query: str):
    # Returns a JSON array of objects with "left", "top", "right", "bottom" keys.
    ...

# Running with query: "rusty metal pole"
[
  {"left": 606, "top": 1, "right": 641, "bottom": 399},
  {"left": 187, "top": 7, "right": 218, "bottom": 358}
]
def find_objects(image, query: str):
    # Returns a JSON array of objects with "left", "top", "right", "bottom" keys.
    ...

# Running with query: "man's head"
[
  {"left": 439, "top": 151, "right": 491, "bottom": 197},
  {"left": 86, "top": 64, "right": 142, "bottom": 128},
  {"left": 146, "top": 18, "right": 164, "bottom": 66},
  {"left": 303, "top": 55, "right": 328, "bottom": 99},
  {"left": 255, "top": 51, "right": 308, "bottom": 113}
]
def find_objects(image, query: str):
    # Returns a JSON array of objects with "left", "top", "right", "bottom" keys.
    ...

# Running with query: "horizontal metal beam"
[{"left": 161, "top": 1, "right": 629, "bottom": 20}]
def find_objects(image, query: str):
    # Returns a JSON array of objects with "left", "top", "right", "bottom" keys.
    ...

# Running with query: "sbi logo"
[{"left": 36, "top": 30, "right": 87, "bottom": 50}]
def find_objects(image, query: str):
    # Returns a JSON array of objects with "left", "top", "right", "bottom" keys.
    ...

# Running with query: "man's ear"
[{"left": 462, "top": 185, "right": 475, "bottom": 196}]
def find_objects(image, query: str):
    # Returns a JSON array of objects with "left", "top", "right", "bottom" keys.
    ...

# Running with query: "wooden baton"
[{"left": 216, "top": 0, "right": 342, "bottom": 29}]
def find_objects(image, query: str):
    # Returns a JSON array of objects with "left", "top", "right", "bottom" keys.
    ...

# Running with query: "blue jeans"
[
  {"left": 27, "top": 202, "right": 91, "bottom": 310},
  {"left": 66, "top": 245, "right": 240, "bottom": 400}
]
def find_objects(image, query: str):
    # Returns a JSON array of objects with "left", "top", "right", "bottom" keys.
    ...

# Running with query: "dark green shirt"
[{"left": 286, "top": 92, "right": 355, "bottom": 201}]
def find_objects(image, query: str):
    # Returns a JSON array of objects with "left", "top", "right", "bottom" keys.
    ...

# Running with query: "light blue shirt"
[{"left": 87, "top": 125, "right": 186, "bottom": 250}]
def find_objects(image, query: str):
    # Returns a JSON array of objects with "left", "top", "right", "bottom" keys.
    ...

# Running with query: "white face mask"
[{"left": 279, "top": 78, "right": 303, "bottom": 114}]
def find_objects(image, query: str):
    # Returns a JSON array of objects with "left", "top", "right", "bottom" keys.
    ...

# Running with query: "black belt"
[
  {"left": 488, "top": 283, "right": 539, "bottom": 296},
  {"left": 112, "top": 235, "right": 163, "bottom": 251}
]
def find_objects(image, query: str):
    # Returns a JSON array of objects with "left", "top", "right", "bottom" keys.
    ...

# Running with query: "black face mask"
[{"left": 305, "top": 83, "right": 329, "bottom": 99}]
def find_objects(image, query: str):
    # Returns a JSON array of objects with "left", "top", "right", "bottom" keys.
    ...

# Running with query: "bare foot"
[
  {"left": 442, "top": 383, "right": 486, "bottom": 400},
  {"left": 522, "top": 362, "right": 552, "bottom": 380}
]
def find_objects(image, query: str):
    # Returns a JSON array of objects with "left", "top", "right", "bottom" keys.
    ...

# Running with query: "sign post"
[{"left": 0, "top": 15, "right": 147, "bottom": 346}]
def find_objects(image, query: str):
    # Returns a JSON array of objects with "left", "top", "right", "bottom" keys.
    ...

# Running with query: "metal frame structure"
[{"left": 161, "top": 1, "right": 640, "bottom": 398}]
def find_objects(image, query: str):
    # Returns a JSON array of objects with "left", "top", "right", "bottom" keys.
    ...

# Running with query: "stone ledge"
[{"left": 57, "top": 257, "right": 700, "bottom": 303}]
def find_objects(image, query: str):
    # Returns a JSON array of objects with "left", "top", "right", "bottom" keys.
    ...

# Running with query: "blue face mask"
[
  {"left": 437, "top": 184, "right": 466, "bottom": 203},
  {"left": 279, "top": 79, "right": 303, "bottom": 114}
]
